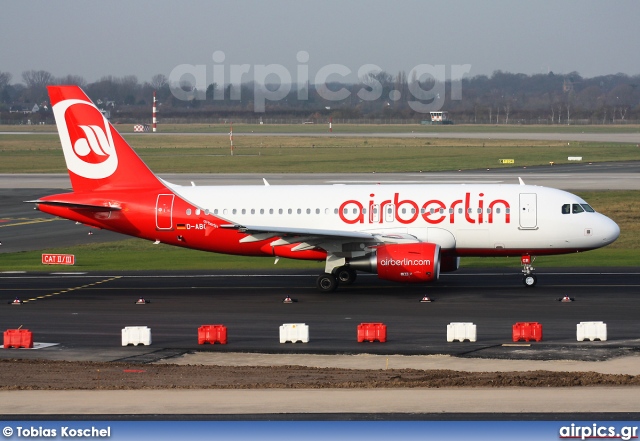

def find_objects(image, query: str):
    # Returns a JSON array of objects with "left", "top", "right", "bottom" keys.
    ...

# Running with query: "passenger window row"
[
  {"left": 184, "top": 207, "right": 510, "bottom": 216},
  {"left": 186, "top": 208, "right": 339, "bottom": 216}
]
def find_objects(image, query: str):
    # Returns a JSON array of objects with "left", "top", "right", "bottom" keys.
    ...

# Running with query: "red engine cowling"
[{"left": 349, "top": 243, "right": 441, "bottom": 283}]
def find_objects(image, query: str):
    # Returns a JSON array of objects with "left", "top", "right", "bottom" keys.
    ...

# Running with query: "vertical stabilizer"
[{"left": 48, "top": 85, "right": 164, "bottom": 193}]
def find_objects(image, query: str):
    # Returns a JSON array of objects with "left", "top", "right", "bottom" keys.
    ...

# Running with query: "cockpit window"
[{"left": 564, "top": 203, "right": 595, "bottom": 214}]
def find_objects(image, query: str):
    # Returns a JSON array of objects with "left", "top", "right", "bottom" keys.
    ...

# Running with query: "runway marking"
[
  {"left": 2, "top": 272, "right": 640, "bottom": 281},
  {"left": 0, "top": 218, "right": 62, "bottom": 228},
  {"left": 21, "top": 276, "right": 122, "bottom": 304},
  {"left": 51, "top": 272, "right": 88, "bottom": 275}
]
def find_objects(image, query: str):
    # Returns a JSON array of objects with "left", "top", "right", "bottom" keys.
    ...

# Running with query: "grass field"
[{"left": 1, "top": 133, "right": 639, "bottom": 173}]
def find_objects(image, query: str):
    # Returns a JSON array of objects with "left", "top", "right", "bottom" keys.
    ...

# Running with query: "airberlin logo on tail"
[
  {"left": 52, "top": 99, "right": 118, "bottom": 180},
  {"left": 74, "top": 125, "right": 112, "bottom": 160}
]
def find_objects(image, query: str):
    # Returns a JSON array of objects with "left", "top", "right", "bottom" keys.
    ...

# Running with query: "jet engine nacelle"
[{"left": 349, "top": 243, "right": 441, "bottom": 283}]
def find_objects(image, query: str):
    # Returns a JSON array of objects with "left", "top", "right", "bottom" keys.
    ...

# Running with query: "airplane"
[{"left": 32, "top": 85, "right": 620, "bottom": 292}]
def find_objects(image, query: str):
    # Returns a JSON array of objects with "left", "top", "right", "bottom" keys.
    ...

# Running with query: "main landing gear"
[
  {"left": 316, "top": 266, "right": 357, "bottom": 292},
  {"left": 521, "top": 255, "right": 537, "bottom": 287}
]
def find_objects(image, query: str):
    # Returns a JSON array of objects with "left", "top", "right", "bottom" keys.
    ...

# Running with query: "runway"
[
  {"left": 1, "top": 160, "right": 640, "bottom": 190},
  {"left": 1, "top": 269, "right": 639, "bottom": 363}
]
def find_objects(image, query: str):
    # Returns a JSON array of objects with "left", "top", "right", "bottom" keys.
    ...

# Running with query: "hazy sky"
[{"left": 2, "top": 0, "right": 639, "bottom": 85}]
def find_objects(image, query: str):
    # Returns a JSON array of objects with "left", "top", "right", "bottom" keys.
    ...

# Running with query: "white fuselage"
[{"left": 169, "top": 182, "right": 619, "bottom": 256}]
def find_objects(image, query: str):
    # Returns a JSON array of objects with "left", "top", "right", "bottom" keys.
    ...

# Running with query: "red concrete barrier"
[
  {"left": 198, "top": 325, "right": 227, "bottom": 345},
  {"left": 3, "top": 329, "right": 34, "bottom": 349},
  {"left": 357, "top": 323, "right": 387, "bottom": 343},
  {"left": 512, "top": 322, "right": 543, "bottom": 342}
]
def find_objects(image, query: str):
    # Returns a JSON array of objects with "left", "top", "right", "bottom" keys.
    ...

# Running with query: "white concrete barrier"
[
  {"left": 447, "top": 322, "right": 477, "bottom": 342},
  {"left": 576, "top": 321, "right": 607, "bottom": 341},
  {"left": 122, "top": 326, "right": 152, "bottom": 346},
  {"left": 279, "top": 323, "right": 309, "bottom": 343}
]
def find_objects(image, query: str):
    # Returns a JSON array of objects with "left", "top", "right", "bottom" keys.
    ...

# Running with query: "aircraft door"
[
  {"left": 369, "top": 204, "right": 380, "bottom": 223},
  {"left": 156, "top": 194, "right": 175, "bottom": 230},
  {"left": 519, "top": 193, "right": 537, "bottom": 229},
  {"left": 384, "top": 204, "right": 395, "bottom": 223}
]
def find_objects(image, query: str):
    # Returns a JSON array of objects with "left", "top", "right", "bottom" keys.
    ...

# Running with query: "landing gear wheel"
[
  {"left": 523, "top": 274, "right": 537, "bottom": 287},
  {"left": 335, "top": 267, "right": 357, "bottom": 285},
  {"left": 521, "top": 255, "right": 537, "bottom": 288},
  {"left": 316, "top": 273, "right": 338, "bottom": 292}
]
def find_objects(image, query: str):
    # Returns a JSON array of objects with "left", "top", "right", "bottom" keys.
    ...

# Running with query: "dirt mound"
[{"left": 1, "top": 359, "right": 639, "bottom": 390}]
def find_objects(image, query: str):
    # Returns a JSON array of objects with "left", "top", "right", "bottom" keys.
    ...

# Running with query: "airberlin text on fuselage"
[{"left": 338, "top": 192, "right": 511, "bottom": 225}]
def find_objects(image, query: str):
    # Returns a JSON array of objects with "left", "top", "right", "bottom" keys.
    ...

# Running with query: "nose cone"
[{"left": 599, "top": 214, "right": 620, "bottom": 246}]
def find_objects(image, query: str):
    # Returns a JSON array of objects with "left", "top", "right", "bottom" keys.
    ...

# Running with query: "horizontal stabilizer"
[{"left": 26, "top": 200, "right": 122, "bottom": 211}]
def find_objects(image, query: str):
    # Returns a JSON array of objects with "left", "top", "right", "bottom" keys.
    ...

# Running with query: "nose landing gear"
[{"left": 521, "top": 255, "right": 537, "bottom": 287}]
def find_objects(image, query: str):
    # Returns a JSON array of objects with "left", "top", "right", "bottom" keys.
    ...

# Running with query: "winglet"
[
  {"left": 263, "top": 178, "right": 270, "bottom": 186},
  {"left": 518, "top": 177, "right": 525, "bottom": 185}
]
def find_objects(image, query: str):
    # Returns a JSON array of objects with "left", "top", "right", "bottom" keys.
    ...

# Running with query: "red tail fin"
[{"left": 48, "top": 85, "right": 164, "bottom": 192}]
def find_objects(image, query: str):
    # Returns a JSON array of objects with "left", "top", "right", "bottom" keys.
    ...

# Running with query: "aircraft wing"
[
  {"left": 220, "top": 223, "right": 376, "bottom": 241},
  {"left": 220, "top": 224, "right": 422, "bottom": 249}
]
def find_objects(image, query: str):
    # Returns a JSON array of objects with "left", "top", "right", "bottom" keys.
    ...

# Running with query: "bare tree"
[
  {"left": 360, "top": 70, "right": 393, "bottom": 102},
  {"left": 556, "top": 102, "right": 563, "bottom": 124},
  {"left": 503, "top": 98, "right": 511, "bottom": 124},
  {"left": 121, "top": 75, "right": 139, "bottom": 88},
  {"left": 394, "top": 70, "right": 408, "bottom": 109},
  {"left": 608, "top": 84, "right": 635, "bottom": 122},
  {"left": 22, "top": 70, "right": 54, "bottom": 102},
  {"left": 575, "top": 85, "right": 602, "bottom": 118},
  {"left": 366, "top": 70, "right": 393, "bottom": 87},
  {"left": 0, "top": 71, "right": 12, "bottom": 105},
  {"left": 150, "top": 74, "right": 168, "bottom": 90},
  {"left": 0, "top": 71, "right": 11, "bottom": 90},
  {"left": 21, "top": 70, "right": 54, "bottom": 87},
  {"left": 56, "top": 74, "right": 86, "bottom": 87},
  {"left": 565, "top": 90, "right": 574, "bottom": 125},
  {"left": 619, "top": 106, "right": 628, "bottom": 121}
]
